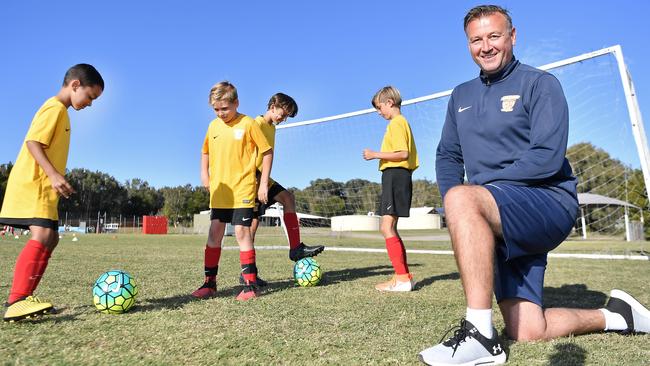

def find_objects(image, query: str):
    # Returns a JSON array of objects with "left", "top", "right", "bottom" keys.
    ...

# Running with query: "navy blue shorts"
[
  {"left": 484, "top": 184, "right": 578, "bottom": 306},
  {"left": 253, "top": 182, "right": 286, "bottom": 218},
  {"left": 210, "top": 208, "right": 255, "bottom": 227},
  {"left": 380, "top": 168, "right": 412, "bottom": 217}
]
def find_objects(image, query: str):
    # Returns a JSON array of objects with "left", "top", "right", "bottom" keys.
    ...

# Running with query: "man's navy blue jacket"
[{"left": 435, "top": 57, "right": 578, "bottom": 213}]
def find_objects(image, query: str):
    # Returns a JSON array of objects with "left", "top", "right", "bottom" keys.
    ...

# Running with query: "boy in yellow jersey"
[
  {"left": 192, "top": 81, "right": 273, "bottom": 301},
  {"left": 363, "top": 86, "right": 419, "bottom": 292},
  {"left": 2, "top": 64, "right": 104, "bottom": 321},
  {"left": 248, "top": 93, "right": 324, "bottom": 277}
]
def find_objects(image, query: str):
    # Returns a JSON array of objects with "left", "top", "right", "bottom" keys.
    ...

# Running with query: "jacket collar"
[{"left": 479, "top": 56, "right": 518, "bottom": 85}]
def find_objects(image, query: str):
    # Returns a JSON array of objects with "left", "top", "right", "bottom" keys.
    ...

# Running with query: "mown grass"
[{"left": 0, "top": 230, "right": 648, "bottom": 365}]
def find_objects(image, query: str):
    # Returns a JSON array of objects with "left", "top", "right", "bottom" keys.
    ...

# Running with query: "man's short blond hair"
[
  {"left": 209, "top": 81, "right": 238, "bottom": 106},
  {"left": 372, "top": 86, "right": 402, "bottom": 108}
]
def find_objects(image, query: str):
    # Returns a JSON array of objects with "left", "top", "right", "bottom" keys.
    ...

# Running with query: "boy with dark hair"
[
  {"left": 363, "top": 85, "right": 418, "bottom": 292},
  {"left": 248, "top": 93, "right": 324, "bottom": 276},
  {"left": 193, "top": 81, "right": 273, "bottom": 301},
  {"left": 2, "top": 63, "right": 104, "bottom": 322}
]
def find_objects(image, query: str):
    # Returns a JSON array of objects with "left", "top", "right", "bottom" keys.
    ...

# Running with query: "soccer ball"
[
  {"left": 93, "top": 270, "right": 138, "bottom": 314},
  {"left": 293, "top": 258, "right": 322, "bottom": 287}
]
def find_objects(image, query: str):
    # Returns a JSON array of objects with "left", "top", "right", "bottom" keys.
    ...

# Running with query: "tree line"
[
  {"left": 0, "top": 142, "right": 648, "bottom": 235},
  {"left": 0, "top": 165, "right": 439, "bottom": 226}
]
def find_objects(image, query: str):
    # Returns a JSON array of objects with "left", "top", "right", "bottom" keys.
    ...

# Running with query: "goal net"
[{"left": 270, "top": 46, "right": 649, "bottom": 239}]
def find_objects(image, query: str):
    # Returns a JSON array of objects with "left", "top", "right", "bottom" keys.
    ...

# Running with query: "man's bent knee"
[
  {"left": 444, "top": 185, "right": 492, "bottom": 210},
  {"left": 444, "top": 185, "right": 498, "bottom": 223}
]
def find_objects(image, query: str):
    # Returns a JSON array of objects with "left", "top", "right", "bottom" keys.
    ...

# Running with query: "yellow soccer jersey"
[
  {"left": 0, "top": 97, "right": 70, "bottom": 220},
  {"left": 254, "top": 115, "right": 277, "bottom": 186},
  {"left": 379, "top": 115, "right": 419, "bottom": 171},
  {"left": 202, "top": 114, "right": 272, "bottom": 208},
  {"left": 254, "top": 115, "right": 276, "bottom": 170}
]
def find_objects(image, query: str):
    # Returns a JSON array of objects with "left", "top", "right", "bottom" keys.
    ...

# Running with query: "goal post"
[{"left": 271, "top": 45, "right": 648, "bottom": 238}]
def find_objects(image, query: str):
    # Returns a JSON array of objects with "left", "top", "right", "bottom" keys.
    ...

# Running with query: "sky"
[{"left": 1, "top": 0, "right": 649, "bottom": 189}]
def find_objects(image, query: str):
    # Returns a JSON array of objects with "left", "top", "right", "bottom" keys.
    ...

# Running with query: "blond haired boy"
[
  {"left": 193, "top": 81, "right": 273, "bottom": 301},
  {"left": 363, "top": 86, "right": 418, "bottom": 292}
]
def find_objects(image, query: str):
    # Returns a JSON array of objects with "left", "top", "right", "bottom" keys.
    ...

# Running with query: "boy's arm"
[
  {"left": 364, "top": 118, "right": 409, "bottom": 161},
  {"left": 257, "top": 149, "right": 273, "bottom": 204},
  {"left": 200, "top": 153, "right": 210, "bottom": 189},
  {"left": 26, "top": 140, "right": 75, "bottom": 198},
  {"left": 363, "top": 150, "right": 408, "bottom": 161}
]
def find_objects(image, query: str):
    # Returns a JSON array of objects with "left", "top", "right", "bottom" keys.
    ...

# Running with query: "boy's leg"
[
  {"left": 273, "top": 187, "right": 324, "bottom": 261},
  {"left": 8, "top": 226, "right": 57, "bottom": 303},
  {"left": 4, "top": 224, "right": 57, "bottom": 322},
  {"left": 380, "top": 215, "right": 409, "bottom": 274},
  {"left": 375, "top": 215, "right": 412, "bottom": 292},
  {"left": 250, "top": 200, "right": 262, "bottom": 242},
  {"left": 238, "top": 205, "right": 268, "bottom": 287},
  {"left": 235, "top": 225, "right": 256, "bottom": 281},
  {"left": 232, "top": 208, "right": 260, "bottom": 301},
  {"left": 250, "top": 217, "right": 260, "bottom": 242},
  {"left": 191, "top": 215, "right": 226, "bottom": 299},
  {"left": 375, "top": 168, "right": 412, "bottom": 292}
]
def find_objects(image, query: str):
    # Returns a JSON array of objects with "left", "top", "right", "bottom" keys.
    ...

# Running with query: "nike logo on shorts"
[
  {"left": 242, "top": 217, "right": 251, "bottom": 221},
  {"left": 458, "top": 106, "right": 472, "bottom": 112}
]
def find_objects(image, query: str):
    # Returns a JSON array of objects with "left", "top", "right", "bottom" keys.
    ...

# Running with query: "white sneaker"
[
  {"left": 606, "top": 289, "right": 650, "bottom": 334},
  {"left": 375, "top": 274, "right": 413, "bottom": 292},
  {"left": 418, "top": 319, "right": 506, "bottom": 366}
]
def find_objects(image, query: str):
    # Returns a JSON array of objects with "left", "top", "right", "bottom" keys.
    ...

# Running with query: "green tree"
[
  {"left": 343, "top": 179, "right": 380, "bottom": 214},
  {"left": 124, "top": 178, "right": 164, "bottom": 217},
  {"left": 60, "top": 168, "right": 128, "bottom": 222},
  {"left": 567, "top": 142, "right": 627, "bottom": 196},
  {"left": 187, "top": 186, "right": 210, "bottom": 216},
  {"left": 412, "top": 179, "right": 441, "bottom": 208},
  {"left": 624, "top": 168, "right": 650, "bottom": 238},
  {"left": 302, "top": 179, "right": 346, "bottom": 217},
  {"left": 567, "top": 142, "right": 630, "bottom": 235},
  {"left": 160, "top": 184, "right": 195, "bottom": 226},
  {"left": 290, "top": 187, "right": 309, "bottom": 214},
  {"left": 0, "top": 162, "right": 13, "bottom": 208}
]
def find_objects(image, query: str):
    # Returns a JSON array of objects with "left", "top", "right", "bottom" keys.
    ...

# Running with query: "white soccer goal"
[{"left": 271, "top": 45, "right": 648, "bottom": 239}]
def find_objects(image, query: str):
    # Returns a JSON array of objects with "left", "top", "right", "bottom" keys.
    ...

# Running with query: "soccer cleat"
[
  {"left": 375, "top": 273, "right": 414, "bottom": 292},
  {"left": 289, "top": 242, "right": 325, "bottom": 261},
  {"left": 418, "top": 319, "right": 506, "bottom": 366},
  {"left": 238, "top": 273, "right": 268, "bottom": 287},
  {"left": 191, "top": 281, "right": 217, "bottom": 299},
  {"left": 605, "top": 289, "right": 650, "bottom": 334},
  {"left": 236, "top": 283, "right": 259, "bottom": 301},
  {"left": 3, "top": 296, "right": 54, "bottom": 322}
]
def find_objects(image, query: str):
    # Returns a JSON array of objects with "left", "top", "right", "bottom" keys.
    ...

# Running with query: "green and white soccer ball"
[
  {"left": 293, "top": 258, "right": 322, "bottom": 287},
  {"left": 93, "top": 270, "right": 138, "bottom": 314}
]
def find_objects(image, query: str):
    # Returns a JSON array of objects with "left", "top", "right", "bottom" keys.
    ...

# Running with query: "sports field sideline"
[{"left": 1, "top": 229, "right": 648, "bottom": 365}]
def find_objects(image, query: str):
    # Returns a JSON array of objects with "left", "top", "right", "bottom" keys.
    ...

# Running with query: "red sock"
[
  {"left": 386, "top": 236, "right": 409, "bottom": 275},
  {"left": 30, "top": 245, "right": 52, "bottom": 293},
  {"left": 239, "top": 250, "right": 257, "bottom": 283},
  {"left": 283, "top": 212, "right": 301, "bottom": 250},
  {"left": 9, "top": 240, "right": 52, "bottom": 304},
  {"left": 204, "top": 246, "right": 221, "bottom": 282}
]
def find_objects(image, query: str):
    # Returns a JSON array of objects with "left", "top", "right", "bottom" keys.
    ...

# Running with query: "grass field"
[{"left": 1, "top": 229, "right": 649, "bottom": 365}]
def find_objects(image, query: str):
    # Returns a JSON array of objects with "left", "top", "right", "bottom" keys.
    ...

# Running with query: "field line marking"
[{"left": 223, "top": 246, "right": 649, "bottom": 261}]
